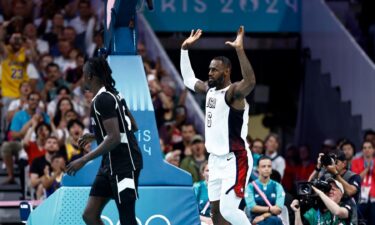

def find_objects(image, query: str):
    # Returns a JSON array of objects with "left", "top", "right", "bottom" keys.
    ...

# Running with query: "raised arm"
[
  {"left": 312, "top": 186, "right": 349, "bottom": 219},
  {"left": 180, "top": 29, "right": 208, "bottom": 94},
  {"left": 225, "top": 26, "right": 255, "bottom": 102}
]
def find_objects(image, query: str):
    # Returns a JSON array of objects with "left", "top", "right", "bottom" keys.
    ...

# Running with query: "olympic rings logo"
[{"left": 101, "top": 214, "right": 171, "bottom": 225}]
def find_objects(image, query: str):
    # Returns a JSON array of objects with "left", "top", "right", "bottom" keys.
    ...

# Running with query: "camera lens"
[{"left": 298, "top": 183, "right": 311, "bottom": 195}]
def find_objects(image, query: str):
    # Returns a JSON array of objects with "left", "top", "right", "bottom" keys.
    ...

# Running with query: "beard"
[{"left": 208, "top": 74, "right": 225, "bottom": 88}]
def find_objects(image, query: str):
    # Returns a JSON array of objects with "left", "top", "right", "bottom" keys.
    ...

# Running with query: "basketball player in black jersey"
[{"left": 67, "top": 57, "right": 143, "bottom": 225}]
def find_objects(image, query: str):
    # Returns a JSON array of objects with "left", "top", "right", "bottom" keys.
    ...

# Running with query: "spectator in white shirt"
[{"left": 265, "top": 133, "right": 286, "bottom": 179}]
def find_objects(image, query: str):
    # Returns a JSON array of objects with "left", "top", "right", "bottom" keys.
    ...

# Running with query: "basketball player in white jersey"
[{"left": 180, "top": 26, "right": 255, "bottom": 225}]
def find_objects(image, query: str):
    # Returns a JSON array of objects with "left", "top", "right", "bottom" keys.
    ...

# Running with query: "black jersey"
[{"left": 90, "top": 87, "right": 143, "bottom": 174}]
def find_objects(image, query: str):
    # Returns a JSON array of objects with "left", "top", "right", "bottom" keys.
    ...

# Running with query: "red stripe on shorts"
[{"left": 233, "top": 150, "right": 248, "bottom": 198}]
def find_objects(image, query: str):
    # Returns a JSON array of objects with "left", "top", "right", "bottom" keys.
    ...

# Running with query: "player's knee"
[{"left": 219, "top": 203, "right": 232, "bottom": 220}]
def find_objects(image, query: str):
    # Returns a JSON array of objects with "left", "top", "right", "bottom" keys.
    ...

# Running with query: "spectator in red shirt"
[{"left": 23, "top": 122, "right": 52, "bottom": 165}]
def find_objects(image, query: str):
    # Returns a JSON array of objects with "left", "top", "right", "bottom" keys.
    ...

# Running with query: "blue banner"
[{"left": 143, "top": 0, "right": 301, "bottom": 32}]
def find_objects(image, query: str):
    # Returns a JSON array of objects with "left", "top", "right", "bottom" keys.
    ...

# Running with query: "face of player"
[{"left": 208, "top": 59, "right": 226, "bottom": 88}]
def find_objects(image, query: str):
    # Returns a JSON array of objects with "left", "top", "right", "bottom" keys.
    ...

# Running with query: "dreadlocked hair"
[{"left": 86, "top": 57, "right": 119, "bottom": 95}]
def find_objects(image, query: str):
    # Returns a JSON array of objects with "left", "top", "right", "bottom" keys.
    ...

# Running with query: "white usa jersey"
[{"left": 205, "top": 86, "right": 250, "bottom": 156}]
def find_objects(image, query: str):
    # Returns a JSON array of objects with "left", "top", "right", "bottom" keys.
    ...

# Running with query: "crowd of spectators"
[{"left": 0, "top": 0, "right": 103, "bottom": 199}]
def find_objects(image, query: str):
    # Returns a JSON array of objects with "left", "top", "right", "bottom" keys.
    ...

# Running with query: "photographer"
[
  {"left": 309, "top": 152, "right": 361, "bottom": 200},
  {"left": 308, "top": 153, "right": 331, "bottom": 182},
  {"left": 291, "top": 178, "right": 352, "bottom": 225},
  {"left": 309, "top": 151, "right": 361, "bottom": 224}
]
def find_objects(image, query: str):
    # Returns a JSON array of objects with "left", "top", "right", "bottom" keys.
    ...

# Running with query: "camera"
[
  {"left": 297, "top": 179, "right": 331, "bottom": 196},
  {"left": 321, "top": 153, "right": 336, "bottom": 167},
  {"left": 297, "top": 179, "right": 331, "bottom": 210}
]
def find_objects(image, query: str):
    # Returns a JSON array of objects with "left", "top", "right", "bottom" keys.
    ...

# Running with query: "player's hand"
[
  {"left": 66, "top": 158, "right": 86, "bottom": 176},
  {"left": 181, "top": 29, "right": 202, "bottom": 50},
  {"left": 225, "top": 26, "right": 245, "bottom": 50},
  {"left": 78, "top": 133, "right": 96, "bottom": 150}
]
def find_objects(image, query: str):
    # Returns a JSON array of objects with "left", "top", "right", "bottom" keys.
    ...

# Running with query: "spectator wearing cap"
[
  {"left": 291, "top": 178, "right": 352, "bottom": 225},
  {"left": 325, "top": 151, "right": 361, "bottom": 224},
  {"left": 321, "top": 138, "right": 337, "bottom": 155},
  {"left": 180, "top": 134, "right": 207, "bottom": 182}
]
